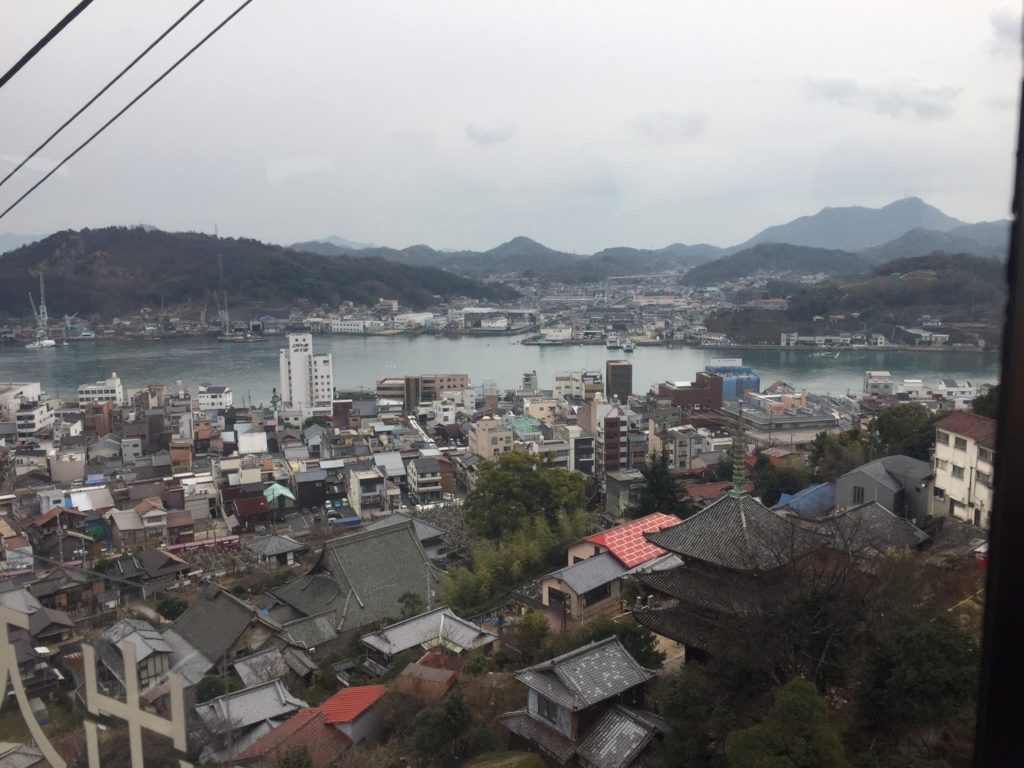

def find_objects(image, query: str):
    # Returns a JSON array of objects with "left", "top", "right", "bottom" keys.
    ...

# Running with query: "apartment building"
[
  {"left": 279, "top": 333, "right": 333, "bottom": 411},
  {"left": 78, "top": 372, "right": 124, "bottom": 406},
  {"left": 468, "top": 416, "right": 514, "bottom": 459},
  {"left": 931, "top": 411, "right": 997, "bottom": 528},
  {"left": 196, "top": 385, "right": 234, "bottom": 411}
]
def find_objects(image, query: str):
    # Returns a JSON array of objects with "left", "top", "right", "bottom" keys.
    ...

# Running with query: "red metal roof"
[
  {"left": 318, "top": 684, "right": 387, "bottom": 724},
  {"left": 936, "top": 411, "right": 998, "bottom": 449},
  {"left": 585, "top": 512, "right": 683, "bottom": 568},
  {"left": 231, "top": 496, "right": 269, "bottom": 518},
  {"left": 234, "top": 708, "right": 351, "bottom": 768}
]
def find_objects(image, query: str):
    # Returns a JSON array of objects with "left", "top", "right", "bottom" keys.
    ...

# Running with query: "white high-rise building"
[{"left": 279, "top": 333, "right": 333, "bottom": 411}]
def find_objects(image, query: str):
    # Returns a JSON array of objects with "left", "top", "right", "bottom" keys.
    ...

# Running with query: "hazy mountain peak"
[{"left": 321, "top": 234, "right": 377, "bottom": 250}]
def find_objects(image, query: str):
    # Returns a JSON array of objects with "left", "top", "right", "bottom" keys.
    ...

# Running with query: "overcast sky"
[{"left": 1, "top": 1, "right": 1021, "bottom": 252}]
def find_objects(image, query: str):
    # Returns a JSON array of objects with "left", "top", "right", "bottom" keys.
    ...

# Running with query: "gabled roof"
[
  {"left": 803, "top": 501, "right": 929, "bottom": 556},
  {"left": 233, "top": 647, "right": 289, "bottom": 688},
  {"left": 138, "top": 548, "right": 192, "bottom": 579},
  {"left": 103, "top": 617, "right": 172, "bottom": 661},
  {"left": 196, "top": 679, "right": 308, "bottom": 733},
  {"left": 576, "top": 705, "right": 667, "bottom": 768},
  {"left": 839, "top": 455, "right": 932, "bottom": 493},
  {"left": 646, "top": 493, "right": 821, "bottom": 572},
  {"left": 269, "top": 522, "right": 439, "bottom": 636},
  {"left": 936, "top": 410, "right": 998, "bottom": 449},
  {"left": 499, "top": 710, "right": 576, "bottom": 765},
  {"left": 278, "top": 612, "right": 339, "bottom": 649},
  {"left": 515, "top": 637, "right": 654, "bottom": 712},
  {"left": 772, "top": 482, "right": 836, "bottom": 520},
  {"left": 318, "top": 684, "right": 387, "bottom": 724},
  {"left": 544, "top": 552, "right": 627, "bottom": 595},
  {"left": 363, "top": 512, "right": 446, "bottom": 543},
  {"left": 361, "top": 606, "right": 494, "bottom": 657},
  {"left": 245, "top": 534, "right": 307, "bottom": 558},
  {"left": 584, "top": 513, "right": 682, "bottom": 567},
  {"left": 232, "top": 496, "right": 270, "bottom": 518},
  {"left": 164, "top": 585, "right": 254, "bottom": 664},
  {"left": 234, "top": 708, "right": 350, "bottom": 768}
]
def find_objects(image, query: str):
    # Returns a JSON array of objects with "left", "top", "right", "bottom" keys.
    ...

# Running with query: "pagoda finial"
[{"left": 730, "top": 401, "right": 746, "bottom": 495}]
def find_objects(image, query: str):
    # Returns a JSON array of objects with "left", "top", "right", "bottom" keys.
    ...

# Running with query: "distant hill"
[
  {"left": 682, "top": 243, "right": 867, "bottom": 285},
  {"left": 0, "top": 227, "right": 517, "bottom": 318},
  {"left": 0, "top": 232, "right": 44, "bottom": 254},
  {"left": 731, "top": 197, "right": 964, "bottom": 252},
  {"left": 288, "top": 235, "right": 378, "bottom": 253},
  {"left": 861, "top": 226, "right": 1010, "bottom": 263}
]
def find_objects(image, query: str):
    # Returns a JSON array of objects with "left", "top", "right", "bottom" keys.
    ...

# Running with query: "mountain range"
[
  {"left": 0, "top": 227, "right": 516, "bottom": 318},
  {"left": 284, "top": 198, "right": 1009, "bottom": 283}
]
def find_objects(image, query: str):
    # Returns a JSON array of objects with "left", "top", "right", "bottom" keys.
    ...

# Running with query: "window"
[
  {"left": 852, "top": 486, "right": 865, "bottom": 504},
  {"left": 935, "top": 430, "right": 949, "bottom": 445},
  {"left": 934, "top": 487, "right": 946, "bottom": 500},
  {"left": 952, "top": 465, "right": 964, "bottom": 480},
  {"left": 979, "top": 447, "right": 994, "bottom": 463},
  {"left": 537, "top": 694, "right": 558, "bottom": 722},
  {"left": 954, "top": 437, "right": 968, "bottom": 451},
  {"left": 978, "top": 471, "right": 991, "bottom": 487},
  {"left": 935, "top": 458, "right": 949, "bottom": 471}
]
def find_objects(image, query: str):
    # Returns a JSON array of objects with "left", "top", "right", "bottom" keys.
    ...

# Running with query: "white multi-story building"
[
  {"left": 15, "top": 400, "right": 54, "bottom": 438},
  {"left": 931, "top": 411, "right": 997, "bottom": 529},
  {"left": 278, "top": 333, "right": 333, "bottom": 412},
  {"left": 196, "top": 385, "right": 234, "bottom": 411},
  {"left": 863, "top": 371, "right": 893, "bottom": 397},
  {"left": 552, "top": 370, "right": 603, "bottom": 401},
  {"left": 0, "top": 382, "right": 43, "bottom": 422},
  {"left": 78, "top": 373, "right": 124, "bottom": 406}
]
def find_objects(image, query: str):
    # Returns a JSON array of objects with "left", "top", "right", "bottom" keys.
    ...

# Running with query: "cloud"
[
  {"left": 266, "top": 155, "right": 335, "bottom": 185},
  {"left": 627, "top": 111, "right": 709, "bottom": 144},
  {"left": 990, "top": 8, "right": 1022, "bottom": 58},
  {"left": 804, "top": 77, "right": 959, "bottom": 120},
  {"left": 465, "top": 121, "right": 517, "bottom": 147}
]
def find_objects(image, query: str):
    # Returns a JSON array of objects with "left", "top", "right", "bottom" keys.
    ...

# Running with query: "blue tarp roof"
[{"left": 772, "top": 482, "right": 836, "bottom": 519}]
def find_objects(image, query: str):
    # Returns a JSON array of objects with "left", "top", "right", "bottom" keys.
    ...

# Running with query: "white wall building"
[
  {"left": 78, "top": 373, "right": 124, "bottom": 406},
  {"left": 931, "top": 411, "right": 996, "bottom": 528},
  {"left": 278, "top": 333, "right": 334, "bottom": 412},
  {"left": 196, "top": 385, "right": 234, "bottom": 411}
]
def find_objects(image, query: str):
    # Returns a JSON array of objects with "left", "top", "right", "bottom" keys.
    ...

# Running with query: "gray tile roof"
[
  {"left": 638, "top": 565, "right": 773, "bottom": 616},
  {"left": 576, "top": 705, "right": 665, "bottom": 768},
  {"left": 411, "top": 457, "right": 440, "bottom": 474},
  {"left": 164, "top": 584, "right": 254, "bottom": 664},
  {"left": 278, "top": 611, "right": 339, "bottom": 649},
  {"left": 245, "top": 534, "right": 307, "bottom": 558},
  {"left": 361, "top": 606, "right": 494, "bottom": 657},
  {"left": 632, "top": 608, "right": 718, "bottom": 653},
  {"left": 196, "top": 679, "right": 308, "bottom": 732},
  {"left": 499, "top": 710, "right": 577, "bottom": 764},
  {"left": 270, "top": 521, "right": 439, "bottom": 637},
  {"left": 545, "top": 552, "right": 627, "bottom": 595},
  {"left": 233, "top": 647, "right": 288, "bottom": 688},
  {"left": 805, "top": 501, "right": 929, "bottom": 555},
  {"left": 839, "top": 455, "right": 932, "bottom": 493},
  {"left": 646, "top": 493, "right": 822, "bottom": 572},
  {"left": 102, "top": 617, "right": 172, "bottom": 661},
  {"left": 516, "top": 637, "right": 654, "bottom": 711},
  {"left": 364, "top": 512, "right": 446, "bottom": 543}
]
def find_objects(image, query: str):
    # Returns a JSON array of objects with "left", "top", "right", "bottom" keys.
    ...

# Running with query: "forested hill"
[
  {"left": 682, "top": 243, "right": 867, "bottom": 285},
  {"left": 0, "top": 227, "right": 517, "bottom": 318}
]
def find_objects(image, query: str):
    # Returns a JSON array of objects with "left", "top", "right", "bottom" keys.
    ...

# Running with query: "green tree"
[
  {"left": 156, "top": 596, "right": 188, "bottom": 621},
  {"left": 195, "top": 675, "right": 240, "bottom": 703},
  {"left": 751, "top": 454, "right": 813, "bottom": 507},
  {"left": 810, "top": 430, "right": 870, "bottom": 482},
  {"left": 856, "top": 617, "right": 979, "bottom": 733},
  {"left": 412, "top": 689, "right": 470, "bottom": 761},
  {"left": 725, "top": 678, "right": 849, "bottom": 768},
  {"left": 398, "top": 591, "right": 426, "bottom": 618},
  {"left": 506, "top": 609, "right": 550, "bottom": 662},
  {"left": 628, "top": 450, "right": 698, "bottom": 520},
  {"left": 971, "top": 384, "right": 999, "bottom": 418},
  {"left": 464, "top": 451, "right": 587, "bottom": 540},
  {"left": 871, "top": 403, "right": 938, "bottom": 460}
]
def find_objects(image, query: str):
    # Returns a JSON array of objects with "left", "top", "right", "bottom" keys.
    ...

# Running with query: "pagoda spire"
[{"left": 730, "top": 401, "right": 746, "bottom": 495}]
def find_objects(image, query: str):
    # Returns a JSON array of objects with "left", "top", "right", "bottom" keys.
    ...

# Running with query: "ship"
[
  {"left": 606, "top": 335, "right": 622, "bottom": 350},
  {"left": 622, "top": 339, "right": 636, "bottom": 353}
]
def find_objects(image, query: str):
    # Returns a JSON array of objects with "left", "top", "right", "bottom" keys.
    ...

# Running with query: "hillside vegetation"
[
  {"left": 0, "top": 227, "right": 517, "bottom": 318},
  {"left": 683, "top": 243, "right": 867, "bottom": 285}
]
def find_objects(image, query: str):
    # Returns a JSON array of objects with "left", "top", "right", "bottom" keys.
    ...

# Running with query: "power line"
[
  {"left": 0, "top": 0, "right": 96, "bottom": 91},
  {"left": 0, "top": 0, "right": 256, "bottom": 224},
  {"left": 0, "top": 0, "right": 209, "bottom": 191}
]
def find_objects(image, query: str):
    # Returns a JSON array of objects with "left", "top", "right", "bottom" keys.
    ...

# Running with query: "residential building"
[
  {"left": 234, "top": 708, "right": 351, "bottom": 768},
  {"left": 605, "top": 360, "right": 633, "bottom": 404},
  {"left": 14, "top": 398, "right": 55, "bottom": 438},
  {"left": 468, "top": 416, "right": 514, "bottom": 459},
  {"left": 835, "top": 456, "right": 932, "bottom": 525},
  {"left": 863, "top": 371, "right": 894, "bottom": 397},
  {"left": 553, "top": 370, "right": 604, "bottom": 401},
  {"left": 500, "top": 637, "right": 663, "bottom": 767},
  {"left": 94, "top": 618, "right": 173, "bottom": 696},
  {"left": 407, "top": 457, "right": 443, "bottom": 504},
  {"left": 195, "top": 680, "right": 309, "bottom": 764},
  {"left": 279, "top": 333, "right": 334, "bottom": 411},
  {"left": 196, "top": 385, "right": 234, "bottom": 410},
  {"left": 318, "top": 685, "right": 388, "bottom": 745},
  {"left": 77, "top": 372, "right": 124, "bottom": 406},
  {"left": 550, "top": 423, "right": 595, "bottom": 475},
  {"left": 931, "top": 411, "right": 997, "bottom": 528}
]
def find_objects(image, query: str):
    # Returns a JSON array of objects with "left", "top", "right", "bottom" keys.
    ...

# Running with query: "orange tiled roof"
[
  {"left": 585, "top": 512, "right": 683, "bottom": 568},
  {"left": 318, "top": 685, "right": 387, "bottom": 724}
]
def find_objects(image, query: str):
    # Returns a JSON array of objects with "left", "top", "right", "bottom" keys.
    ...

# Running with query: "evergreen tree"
[{"left": 628, "top": 449, "right": 697, "bottom": 519}]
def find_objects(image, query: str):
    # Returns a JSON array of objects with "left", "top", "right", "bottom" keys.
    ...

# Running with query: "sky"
[{"left": 0, "top": 1, "right": 1021, "bottom": 252}]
